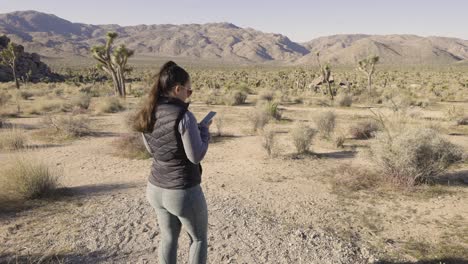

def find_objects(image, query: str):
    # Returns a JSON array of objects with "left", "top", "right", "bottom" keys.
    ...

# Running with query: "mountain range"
[{"left": 1, "top": 10, "right": 467, "bottom": 65}]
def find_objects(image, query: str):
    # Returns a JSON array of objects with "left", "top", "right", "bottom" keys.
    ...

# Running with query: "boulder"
[{"left": 0, "top": 35, "right": 63, "bottom": 83}]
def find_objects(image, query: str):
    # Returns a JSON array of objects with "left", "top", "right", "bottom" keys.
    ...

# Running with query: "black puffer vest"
[{"left": 145, "top": 96, "right": 201, "bottom": 189}]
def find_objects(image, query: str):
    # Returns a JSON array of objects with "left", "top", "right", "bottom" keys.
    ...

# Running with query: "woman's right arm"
[{"left": 179, "top": 111, "right": 210, "bottom": 164}]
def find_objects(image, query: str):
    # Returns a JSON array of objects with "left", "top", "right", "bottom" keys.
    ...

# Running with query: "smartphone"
[{"left": 200, "top": 111, "right": 216, "bottom": 125}]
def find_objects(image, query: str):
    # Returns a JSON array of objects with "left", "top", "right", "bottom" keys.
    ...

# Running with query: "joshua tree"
[
  {"left": 315, "top": 51, "right": 334, "bottom": 101},
  {"left": 91, "top": 32, "right": 134, "bottom": 97},
  {"left": 357, "top": 55, "right": 379, "bottom": 95},
  {"left": 0, "top": 42, "right": 21, "bottom": 89}
]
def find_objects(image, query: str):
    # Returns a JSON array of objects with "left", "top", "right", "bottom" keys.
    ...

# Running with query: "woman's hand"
[{"left": 198, "top": 120, "right": 212, "bottom": 130}]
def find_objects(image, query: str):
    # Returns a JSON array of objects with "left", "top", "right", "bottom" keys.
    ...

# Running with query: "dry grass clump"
[
  {"left": 314, "top": 111, "right": 336, "bottom": 139},
  {"left": 40, "top": 115, "right": 92, "bottom": 139},
  {"left": 19, "top": 90, "right": 34, "bottom": 100},
  {"left": 28, "top": 100, "right": 63, "bottom": 115},
  {"left": 0, "top": 128, "right": 27, "bottom": 150},
  {"left": 349, "top": 120, "right": 381, "bottom": 139},
  {"left": 444, "top": 106, "right": 464, "bottom": 122},
  {"left": 261, "top": 125, "right": 277, "bottom": 157},
  {"left": 259, "top": 90, "right": 275, "bottom": 101},
  {"left": 336, "top": 93, "right": 353, "bottom": 107},
  {"left": 329, "top": 164, "right": 384, "bottom": 193},
  {"left": 0, "top": 91, "right": 11, "bottom": 106},
  {"left": 112, "top": 133, "right": 151, "bottom": 159},
  {"left": 71, "top": 94, "right": 92, "bottom": 110},
  {"left": 291, "top": 122, "right": 316, "bottom": 154},
  {"left": 1, "top": 157, "right": 60, "bottom": 199},
  {"left": 225, "top": 90, "right": 247, "bottom": 106},
  {"left": 202, "top": 90, "right": 224, "bottom": 105},
  {"left": 96, "top": 97, "right": 125, "bottom": 113},
  {"left": 249, "top": 101, "right": 282, "bottom": 132},
  {"left": 369, "top": 128, "right": 464, "bottom": 186}
]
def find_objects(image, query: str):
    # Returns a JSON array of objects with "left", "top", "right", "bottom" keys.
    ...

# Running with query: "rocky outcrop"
[{"left": 0, "top": 35, "right": 62, "bottom": 83}]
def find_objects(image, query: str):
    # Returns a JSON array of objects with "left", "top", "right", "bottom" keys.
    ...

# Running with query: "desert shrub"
[
  {"left": 333, "top": 134, "right": 346, "bottom": 148},
  {"left": 445, "top": 106, "right": 465, "bottom": 122},
  {"left": 249, "top": 108, "right": 270, "bottom": 132},
  {"left": 336, "top": 93, "right": 352, "bottom": 107},
  {"left": 263, "top": 101, "right": 282, "bottom": 120},
  {"left": 215, "top": 112, "right": 225, "bottom": 136},
  {"left": 0, "top": 128, "right": 27, "bottom": 150},
  {"left": 43, "top": 115, "right": 92, "bottom": 138},
  {"left": 2, "top": 157, "right": 60, "bottom": 199},
  {"left": 79, "top": 86, "right": 102, "bottom": 97},
  {"left": 369, "top": 128, "right": 464, "bottom": 186},
  {"left": 29, "top": 100, "right": 62, "bottom": 114},
  {"left": 259, "top": 90, "right": 275, "bottom": 101},
  {"left": 71, "top": 94, "right": 91, "bottom": 110},
  {"left": 291, "top": 123, "right": 316, "bottom": 154},
  {"left": 113, "top": 133, "right": 151, "bottom": 159},
  {"left": 349, "top": 120, "right": 381, "bottom": 139},
  {"left": 262, "top": 125, "right": 276, "bottom": 157},
  {"left": 54, "top": 88, "right": 64, "bottom": 96},
  {"left": 19, "top": 90, "right": 34, "bottom": 100},
  {"left": 314, "top": 111, "right": 336, "bottom": 139},
  {"left": 225, "top": 90, "right": 247, "bottom": 106},
  {"left": 202, "top": 90, "right": 223, "bottom": 105},
  {"left": 96, "top": 97, "right": 125, "bottom": 113},
  {"left": 0, "top": 91, "right": 11, "bottom": 106}
]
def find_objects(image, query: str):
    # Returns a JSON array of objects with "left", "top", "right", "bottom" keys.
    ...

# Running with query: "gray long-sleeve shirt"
[{"left": 142, "top": 111, "right": 210, "bottom": 164}]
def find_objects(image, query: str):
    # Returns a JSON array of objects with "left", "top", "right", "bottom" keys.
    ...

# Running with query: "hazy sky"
[{"left": 2, "top": 0, "right": 467, "bottom": 42}]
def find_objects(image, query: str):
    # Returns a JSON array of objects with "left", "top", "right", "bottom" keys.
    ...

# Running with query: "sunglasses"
[{"left": 184, "top": 87, "right": 193, "bottom": 97}]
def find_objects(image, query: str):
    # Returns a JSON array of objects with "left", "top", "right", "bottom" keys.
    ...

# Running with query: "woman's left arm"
[{"left": 179, "top": 111, "right": 210, "bottom": 164}]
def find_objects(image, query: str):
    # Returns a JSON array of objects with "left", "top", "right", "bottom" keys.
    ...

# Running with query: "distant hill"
[{"left": 1, "top": 10, "right": 467, "bottom": 65}]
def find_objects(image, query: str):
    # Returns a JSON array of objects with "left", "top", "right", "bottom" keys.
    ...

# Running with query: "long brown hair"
[{"left": 134, "top": 61, "right": 190, "bottom": 133}]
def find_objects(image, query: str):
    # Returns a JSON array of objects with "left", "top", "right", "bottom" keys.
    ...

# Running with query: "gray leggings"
[{"left": 146, "top": 183, "right": 208, "bottom": 264}]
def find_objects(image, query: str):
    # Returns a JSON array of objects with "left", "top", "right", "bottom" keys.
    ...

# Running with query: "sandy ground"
[{"left": 0, "top": 100, "right": 467, "bottom": 263}]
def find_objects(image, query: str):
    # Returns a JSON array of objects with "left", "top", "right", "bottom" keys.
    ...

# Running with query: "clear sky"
[{"left": 2, "top": 0, "right": 467, "bottom": 42}]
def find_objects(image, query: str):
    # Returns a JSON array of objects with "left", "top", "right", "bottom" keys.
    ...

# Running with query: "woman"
[{"left": 134, "top": 61, "right": 211, "bottom": 264}]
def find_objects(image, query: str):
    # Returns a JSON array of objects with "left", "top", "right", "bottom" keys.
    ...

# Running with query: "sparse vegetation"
[
  {"left": 336, "top": 93, "right": 352, "bottom": 107},
  {"left": 1, "top": 157, "right": 60, "bottom": 199},
  {"left": 349, "top": 120, "right": 380, "bottom": 139},
  {"left": 0, "top": 128, "right": 27, "bottom": 150},
  {"left": 261, "top": 125, "right": 276, "bottom": 157},
  {"left": 314, "top": 111, "right": 336, "bottom": 139},
  {"left": 96, "top": 97, "right": 125, "bottom": 113},
  {"left": 291, "top": 122, "right": 316, "bottom": 154},
  {"left": 112, "top": 133, "right": 151, "bottom": 159},
  {"left": 41, "top": 115, "right": 92, "bottom": 139},
  {"left": 225, "top": 90, "right": 247, "bottom": 105},
  {"left": 369, "top": 128, "right": 464, "bottom": 186}
]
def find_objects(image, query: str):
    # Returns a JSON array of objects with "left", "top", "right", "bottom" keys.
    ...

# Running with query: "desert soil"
[{"left": 0, "top": 101, "right": 467, "bottom": 264}]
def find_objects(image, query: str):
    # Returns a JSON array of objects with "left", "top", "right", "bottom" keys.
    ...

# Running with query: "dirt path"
[{"left": 0, "top": 114, "right": 372, "bottom": 263}]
